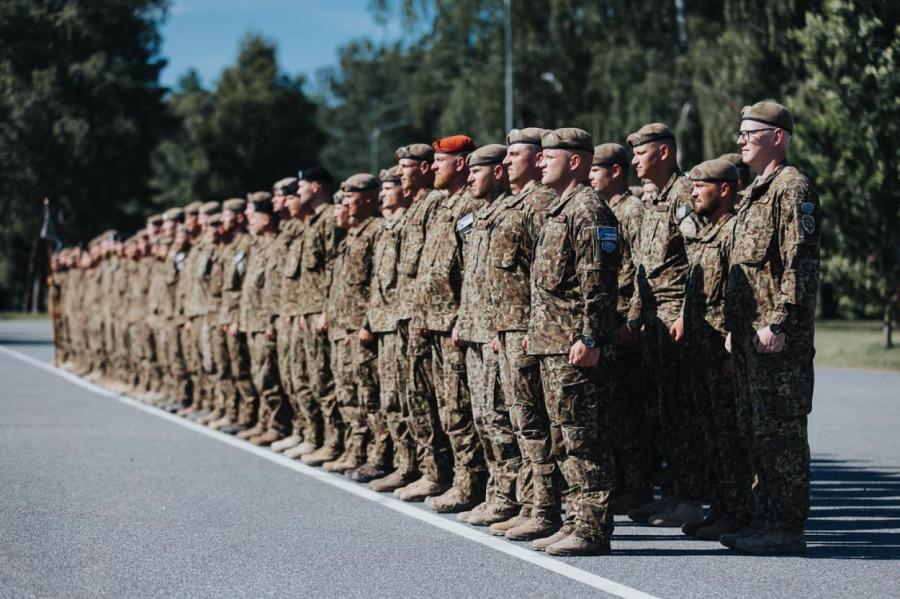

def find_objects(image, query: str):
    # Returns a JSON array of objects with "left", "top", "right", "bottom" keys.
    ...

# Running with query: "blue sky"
[{"left": 159, "top": 0, "right": 404, "bottom": 89}]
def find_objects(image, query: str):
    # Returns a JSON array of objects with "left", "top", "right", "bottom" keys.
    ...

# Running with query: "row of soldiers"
[{"left": 49, "top": 100, "right": 819, "bottom": 556}]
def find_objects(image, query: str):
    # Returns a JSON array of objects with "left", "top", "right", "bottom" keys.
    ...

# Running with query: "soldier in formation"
[{"left": 50, "top": 100, "right": 817, "bottom": 556}]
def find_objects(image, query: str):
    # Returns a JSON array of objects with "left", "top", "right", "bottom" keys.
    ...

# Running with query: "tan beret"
[
  {"left": 592, "top": 143, "right": 630, "bottom": 167},
  {"left": 146, "top": 213, "right": 163, "bottom": 226},
  {"left": 506, "top": 127, "right": 546, "bottom": 146},
  {"left": 396, "top": 144, "right": 434, "bottom": 162},
  {"left": 222, "top": 198, "right": 246, "bottom": 213},
  {"left": 247, "top": 191, "right": 274, "bottom": 214},
  {"left": 158, "top": 236, "right": 173, "bottom": 245},
  {"left": 163, "top": 207, "right": 185, "bottom": 222},
  {"left": 718, "top": 153, "right": 745, "bottom": 168},
  {"left": 467, "top": 144, "right": 508, "bottom": 167},
  {"left": 541, "top": 128, "right": 593, "bottom": 153},
  {"left": 341, "top": 173, "right": 380, "bottom": 192},
  {"left": 274, "top": 177, "right": 299, "bottom": 195},
  {"left": 741, "top": 101, "right": 793, "bottom": 133},
  {"left": 332, "top": 190, "right": 345, "bottom": 204},
  {"left": 689, "top": 158, "right": 739, "bottom": 183},
  {"left": 380, "top": 166, "right": 401, "bottom": 183},
  {"left": 201, "top": 200, "right": 221, "bottom": 216},
  {"left": 184, "top": 201, "right": 203, "bottom": 215},
  {"left": 205, "top": 212, "right": 222, "bottom": 226},
  {"left": 627, "top": 123, "right": 675, "bottom": 148}
]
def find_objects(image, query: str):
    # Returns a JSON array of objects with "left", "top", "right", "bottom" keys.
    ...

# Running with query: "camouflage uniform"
[
  {"left": 607, "top": 189, "right": 652, "bottom": 503},
  {"left": 529, "top": 183, "right": 620, "bottom": 543},
  {"left": 457, "top": 189, "right": 521, "bottom": 514},
  {"left": 219, "top": 230, "right": 256, "bottom": 426},
  {"left": 629, "top": 171, "right": 706, "bottom": 501},
  {"left": 295, "top": 203, "right": 342, "bottom": 451},
  {"left": 163, "top": 244, "right": 191, "bottom": 404},
  {"left": 724, "top": 164, "right": 820, "bottom": 533},
  {"left": 367, "top": 210, "right": 418, "bottom": 478},
  {"left": 685, "top": 213, "right": 753, "bottom": 524},
  {"left": 397, "top": 188, "right": 452, "bottom": 483},
  {"left": 276, "top": 217, "right": 308, "bottom": 440},
  {"left": 196, "top": 236, "right": 224, "bottom": 412},
  {"left": 487, "top": 182, "right": 558, "bottom": 520},
  {"left": 327, "top": 216, "right": 385, "bottom": 466},
  {"left": 413, "top": 187, "right": 487, "bottom": 498}
]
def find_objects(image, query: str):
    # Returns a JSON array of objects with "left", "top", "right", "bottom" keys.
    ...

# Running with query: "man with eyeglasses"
[{"left": 721, "top": 101, "right": 821, "bottom": 555}]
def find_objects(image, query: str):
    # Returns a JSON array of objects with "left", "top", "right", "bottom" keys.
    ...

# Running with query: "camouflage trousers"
[
  {"left": 221, "top": 328, "right": 257, "bottom": 426},
  {"left": 641, "top": 313, "right": 707, "bottom": 500},
  {"left": 197, "top": 315, "right": 220, "bottom": 411},
  {"left": 248, "top": 330, "right": 289, "bottom": 435},
  {"left": 731, "top": 328, "right": 812, "bottom": 533},
  {"left": 429, "top": 331, "right": 486, "bottom": 498},
  {"left": 466, "top": 342, "right": 521, "bottom": 511},
  {"left": 159, "top": 321, "right": 189, "bottom": 403},
  {"left": 296, "top": 313, "right": 332, "bottom": 449},
  {"left": 403, "top": 321, "right": 452, "bottom": 483},
  {"left": 497, "top": 331, "right": 559, "bottom": 519},
  {"left": 377, "top": 328, "right": 417, "bottom": 477},
  {"left": 332, "top": 334, "right": 388, "bottom": 466},
  {"left": 180, "top": 319, "right": 203, "bottom": 406},
  {"left": 276, "top": 315, "right": 303, "bottom": 437},
  {"left": 610, "top": 341, "right": 653, "bottom": 502},
  {"left": 539, "top": 354, "right": 615, "bottom": 543}
]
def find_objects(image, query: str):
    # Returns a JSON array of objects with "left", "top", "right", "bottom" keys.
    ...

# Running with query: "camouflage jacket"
[
  {"left": 486, "top": 182, "right": 557, "bottom": 333},
  {"left": 528, "top": 183, "right": 621, "bottom": 355},
  {"left": 724, "top": 164, "right": 820, "bottom": 342},
  {"left": 219, "top": 232, "right": 252, "bottom": 326},
  {"left": 367, "top": 210, "right": 405, "bottom": 334},
  {"left": 413, "top": 187, "right": 484, "bottom": 332},
  {"left": 457, "top": 190, "right": 509, "bottom": 344},
  {"left": 629, "top": 171, "right": 701, "bottom": 324},
  {"left": 608, "top": 189, "right": 644, "bottom": 318},
  {"left": 684, "top": 213, "right": 736, "bottom": 359},
  {"left": 165, "top": 245, "right": 187, "bottom": 320},
  {"left": 239, "top": 234, "right": 280, "bottom": 333},
  {"left": 327, "top": 215, "right": 381, "bottom": 340},
  {"left": 396, "top": 188, "right": 445, "bottom": 322},
  {"left": 277, "top": 218, "right": 307, "bottom": 317},
  {"left": 295, "top": 204, "right": 341, "bottom": 316},
  {"left": 178, "top": 239, "right": 205, "bottom": 319}
]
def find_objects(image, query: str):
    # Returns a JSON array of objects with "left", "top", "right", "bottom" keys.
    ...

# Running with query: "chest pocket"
[
  {"left": 733, "top": 197, "right": 774, "bottom": 265},
  {"left": 399, "top": 216, "right": 426, "bottom": 276},
  {"left": 432, "top": 216, "right": 458, "bottom": 274},
  {"left": 534, "top": 218, "right": 568, "bottom": 290},
  {"left": 302, "top": 234, "right": 323, "bottom": 271},
  {"left": 283, "top": 246, "right": 302, "bottom": 279},
  {"left": 490, "top": 218, "right": 519, "bottom": 270},
  {"left": 696, "top": 243, "right": 725, "bottom": 304},
  {"left": 642, "top": 208, "right": 671, "bottom": 264}
]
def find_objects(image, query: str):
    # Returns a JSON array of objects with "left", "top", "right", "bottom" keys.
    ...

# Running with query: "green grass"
[
  {"left": 815, "top": 320, "right": 900, "bottom": 371},
  {"left": 0, "top": 311, "right": 49, "bottom": 320}
]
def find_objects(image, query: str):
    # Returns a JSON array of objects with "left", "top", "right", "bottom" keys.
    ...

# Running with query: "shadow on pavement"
[
  {"left": 806, "top": 457, "right": 900, "bottom": 560},
  {"left": 0, "top": 337, "right": 54, "bottom": 346}
]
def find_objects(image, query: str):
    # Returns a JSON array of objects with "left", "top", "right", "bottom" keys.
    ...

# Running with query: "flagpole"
[{"left": 44, "top": 197, "right": 60, "bottom": 366}]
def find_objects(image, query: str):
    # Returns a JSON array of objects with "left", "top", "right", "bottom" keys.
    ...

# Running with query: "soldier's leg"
[
  {"left": 228, "top": 330, "right": 258, "bottom": 429},
  {"left": 609, "top": 342, "right": 653, "bottom": 511},
  {"left": 377, "top": 331, "right": 416, "bottom": 479},
  {"left": 274, "top": 315, "right": 300, "bottom": 441},
  {"left": 292, "top": 314, "right": 323, "bottom": 448},
  {"left": 246, "top": 331, "right": 289, "bottom": 442}
]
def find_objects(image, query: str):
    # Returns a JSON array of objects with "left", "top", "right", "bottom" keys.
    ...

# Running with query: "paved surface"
[{"left": 0, "top": 319, "right": 898, "bottom": 598}]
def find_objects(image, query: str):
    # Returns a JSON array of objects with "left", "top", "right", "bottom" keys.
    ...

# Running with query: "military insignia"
[
  {"left": 233, "top": 251, "right": 245, "bottom": 265},
  {"left": 800, "top": 201, "right": 816, "bottom": 215},
  {"left": 456, "top": 213, "right": 474, "bottom": 235},
  {"left": 801, "top": 215, "right": 816, "bottom": 234},
  {"left": 601, "top": 241, "right": 617, "bottom": 253},
  {"left": 596, "top": 226, "right": 618, "bottom": 251},
  {"left": 174, "top": 251, "right": 186, "bottom": 271},
  {"left": 676, "top": 205, "right": 689, "bottom": 220},
  {"left": 679, "top": 218, "right": 697, "bottom": 239}
]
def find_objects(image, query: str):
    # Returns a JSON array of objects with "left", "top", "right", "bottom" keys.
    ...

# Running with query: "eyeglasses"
[{"left": 735, "top": 128, "right": 776, "bottom": 143}]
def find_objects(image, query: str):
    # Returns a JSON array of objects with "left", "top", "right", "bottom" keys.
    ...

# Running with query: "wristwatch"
[
  {"left": 581, "top": 335, "right": 597, "bottom": 349},
  {"left": 769, "top": 322, "right": 785, "bottom": 336}
]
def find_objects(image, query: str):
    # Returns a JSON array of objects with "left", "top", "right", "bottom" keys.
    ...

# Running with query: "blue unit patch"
[
  {"left": 596, "top": 226, "right": 618, "bottom": 241},
  {"left": 800, "top": 201, "right": 816, "bottom": 215}
]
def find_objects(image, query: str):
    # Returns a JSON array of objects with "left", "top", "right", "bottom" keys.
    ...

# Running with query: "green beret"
[
  {"left": 274, "top": 177, "right": 299, "bottom": 195},
  {"left": 247, "top": 191, "right": 274, "bottom": 214},
  {"left": 380, "top": 166, "right": 401, "bottom": 184},
  {"left": 341, "top": 173, "right": 380, "bottom": 192},
  {"left": 627, "top": 123, "right": 675, "bottom": 148},
  {"left": 163, "top": 207, "right": 185, "bottom": 223},
  {"left": 146, "top": 213, "right": 163, "bottom": 226},
  {"left": 201, "top": 200, "right": 220, "bottom": 216},
  {"left": 222, "top": 198, "right": 246, "bottom": 213},
  {"left": 395, "top": 144, "right": 434, "bottom": 162},
  {"left": 741, "top": 101, "right": 793, "bottom": 133},
  {"left": 541, "top": 128, "right": 593, "bottom": 153},
  {"left": 689, "top": 158, "right": 739, "bottom": 183},
  {"left": 592, "top": 143, "right": 630, "bottom": 167},
  {"left": 184, "top": 201, "right": 203, "bottom": 215},
  {"left": 466, "top": 144, "right": 507, "bottom": 167},
  {"left": 506, "top": 127, "right": 546, "bottom": 146}
]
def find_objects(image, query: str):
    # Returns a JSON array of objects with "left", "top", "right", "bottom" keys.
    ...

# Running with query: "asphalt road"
[{"left": 1, "top": 320, "right": 898, "bottom": 598}]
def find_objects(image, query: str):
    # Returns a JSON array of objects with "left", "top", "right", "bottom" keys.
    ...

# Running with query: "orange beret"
[{"left": 432, "top": 134, "right": 476, "bottom": 155}]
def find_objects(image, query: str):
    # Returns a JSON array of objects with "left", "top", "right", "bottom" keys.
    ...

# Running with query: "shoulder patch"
[
  {"left": 596, "top": 226, "right": 618, "bottom": 255},
  {"left": 678, "top": 217, "right": 698, "bottom": 239},
  {"left": 801, "top": 215, "right": 816, "bottom": 234},
  {"left": 800, "top": 201, "right": 816, "bottom": 215},
  {"left": 675, "top": 204, "right": 689, "bottom": 221}
]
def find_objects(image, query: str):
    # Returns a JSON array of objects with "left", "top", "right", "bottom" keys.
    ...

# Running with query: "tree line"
[{"left": 0, "top": 0, "right": 896, "bottom": 342}]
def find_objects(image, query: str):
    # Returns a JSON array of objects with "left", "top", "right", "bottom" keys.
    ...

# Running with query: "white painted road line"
[{"left": 0, "top": 344, "right": 660, "bottom": 599}]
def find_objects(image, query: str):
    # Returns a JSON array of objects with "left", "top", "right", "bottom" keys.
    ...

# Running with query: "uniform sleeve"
[
  {"left": 772, "top": 178, "right": 820, "bottom": 327},
  {"left": 574, "top": 207, "right": 620, "bottom": 343}
]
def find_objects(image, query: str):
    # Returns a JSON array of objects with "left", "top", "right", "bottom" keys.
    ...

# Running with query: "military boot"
[
  {"left": 466, "top": 502, "right": 520, "bottom": 527},
  {"left": 424, "top": 487, "right": 479, "bottom": 513},
  {"left": 208, "top": 415, "right": 232, "bottom": 431},
  {"left": 197, "top": 410, "right": 222, "bottom": 425},
  {"left": 648, "top": 499, "right": 704, "bottom": 527},
  {"left": 696, "top": 517, "right": 741, "bottom": 541},
  {"left": 187, "top": 409, "right": 212, "bottom": 423},
  {"left": 627, "top": 496, "right": 671, "bottom": 523},
  {"left": 249, "top": 429, "right": 283, "bottom": 446},
  {"left": 284, "top": 441, "right": 317, "bottom": 459},
  {"left": 394, "top": 476, "right": 450, "bottom": 501},
  {"left": 734, "top": 530, "right": 806, "bottom": 555},
  {"left": 681, "top": 511, "right": 716, "bottom": 537},
  {"left": 370, "top": 470, "right": 416, "bottom": 493},
  {"left": 236, "top": 423, "right": 265, "bottom": 440},
  {"left": 271, "top": 434, "right": 302, "bottom": 453},
  {"left": 529, "top": 526, "right": 573, "bottom": 551},
  {"left": 489, "top": 513, "right": 530, "bottom": 536},
  {"left": 219, "top": 423, "right": 247, "bottom": 435},
  {"left": 719, "top": 526, "right": 761, "bottom": 549},
  {"left": 345, "top": 463, "right": 386, "bottom": 483},
  {"left": 301, "top": 445, "right": 342, "bottom": 467},
  {"left": 323, "top": 453, "right": 363, "bottom": 473},
  {"left": 506, "top": 517, "right": 564, "bottom": 542},
  {"left": 546, "top": 533, "right": 611, "bottom": 557}
]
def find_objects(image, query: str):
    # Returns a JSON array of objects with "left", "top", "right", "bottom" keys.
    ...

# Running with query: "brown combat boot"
[
  {"left": 424, "top": 487, "right": 478, "bottom": 513},
  {"left": 489, "top": 514, "right": 530, "bottom": 537},
  {"left": 627, "top": 496, "right": 671, "bottom": 523},
  {"left": 345, "top": 464, "right": 386, "bottom": 483},
  {"left": 236, "top": 423, "right": 264, "bottom": 440},
  {"left": 649, "top": 499, "right": 704, "bottom": 527},
  {"left": 323, "top": 454, "right": 363, "bottom": 473},
  {"left": 270, "top": 434, "right": 302, "bottom": 453},
  {"left": 530, "top": 526, "right": 572, "bottom": 551},
  {"left": 249, "top": 430, "right": 283, "bottom": 446},
  {"left": 370, "top": 470, "right": 416, "bottom": 493},
  {"left": 506, "top": 517, "right": 563, "bottom": 542},
  {"left": 302, "top": 445, "right": 342, "bottom": 467},
  {"left": 394, "top": 476, "right": 450, "bottom": 501},
  {"left": 284, "top": 441, "right": 317, "bottom": 459},
  {"left": 466, "top": 502, "right": 520, "bottom": 527},
  {"left": 208, "top": 415, "right": 232, "bottom": 431},
  {"left": 546, "top": 533, "right": 611, "bottom": 557}
]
